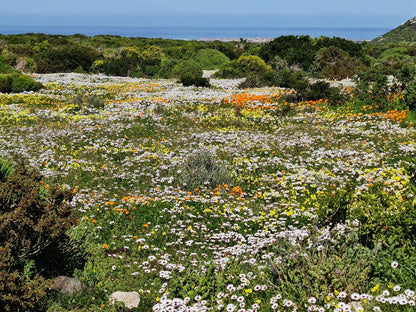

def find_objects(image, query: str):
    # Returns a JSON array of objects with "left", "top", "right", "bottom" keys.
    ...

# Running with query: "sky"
[{"left": 1, "top": 0, "right": 416, "bottom": 28}]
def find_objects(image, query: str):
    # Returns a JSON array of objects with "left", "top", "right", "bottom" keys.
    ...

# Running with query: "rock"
[
  {"left": 51, "top": 276, "right": 86, "bottom": 295},
  {"left": 109, "top": 291, "right": 140, "bottom": 309}
]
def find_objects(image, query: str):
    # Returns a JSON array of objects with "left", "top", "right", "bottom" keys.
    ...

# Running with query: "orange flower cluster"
[
  {"left": 223, "top": 93, "right": 282, "bottom": 111},
  {"left": 298, "top": 99, "right": 328, "bottom": 110},
  {"left": 378, "top": 109, "right": 408, "bottom": 122},
  {"left": 230, "top": 186, "right": 243, "bottom": 196}
]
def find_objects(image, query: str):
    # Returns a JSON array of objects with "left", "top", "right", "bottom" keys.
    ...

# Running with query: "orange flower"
[
  {"left": 102, "top": 243, "right": 108, "bottom": 249},
  {"left": 143, "top": 224, "right": 149, "bottom": 228}
]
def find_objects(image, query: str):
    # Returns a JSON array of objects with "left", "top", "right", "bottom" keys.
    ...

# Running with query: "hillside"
[{"left": 374, "top": 16, "right": 416, "bottom": 43}]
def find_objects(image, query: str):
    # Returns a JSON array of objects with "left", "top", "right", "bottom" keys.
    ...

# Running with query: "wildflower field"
[{"left": 1, "top": 73, "right": 416, "bottom": 312}]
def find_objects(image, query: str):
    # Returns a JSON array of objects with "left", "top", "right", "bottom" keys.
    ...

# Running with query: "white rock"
[{"left": 109, "top": 291, "right": 140, "bottom": 309}]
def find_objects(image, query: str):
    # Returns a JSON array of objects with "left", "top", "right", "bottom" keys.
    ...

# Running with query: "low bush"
[
  {"left": 238, "top": 70, "right": 279, "bottom": 88},
  {"left": 314, "top": 46, "right": 358, "bottom": 79},
  {"left": 194, "top": 48, "right": 230, "bottom": 70},
  {"left": 175, "top": 60, "right": 210, "bottom": 87},
  {"left": 0, "top": 161, "right": 84, "bottom": 311},
  {"left": 0, "top": 62, "right": 42, "bottom": 93},
  {"left": 216, "top": 55, "right": 274, "bottom": 83},
  {"left": 297, "top": 80, "right": 343, "bottom": 103},
  {"left": 37, "top": 45, "right": 99, "bottom": 73},
  {"left": 178, "top": 148, "right": 232, "bottom": 190},
  {"left": 10, "top": 73, "right": 43, "bottom": 93},
  {"left": 72, "top": 94, "right": 106, "bottom": 110}
]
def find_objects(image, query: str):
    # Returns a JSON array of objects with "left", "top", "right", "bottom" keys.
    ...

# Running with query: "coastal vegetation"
[{"left": 0, "top": 23, "right": 416, "bottom": 311}]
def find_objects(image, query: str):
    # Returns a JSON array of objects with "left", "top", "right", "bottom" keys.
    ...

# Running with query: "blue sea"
[{"left": 0, "top": 25, "right": 389, "bottom": 40}]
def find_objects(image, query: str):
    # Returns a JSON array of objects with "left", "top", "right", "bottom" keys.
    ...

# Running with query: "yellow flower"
[{"left": 371, "top": 284, "right": 380, "bottom": 292}]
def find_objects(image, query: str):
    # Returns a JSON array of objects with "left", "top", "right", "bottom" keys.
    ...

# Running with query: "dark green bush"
[
  {"left": 259, "top": 35, "right": 318, "bottom": 70},
  {"left": 396, "top": 63, "right": 416, "bottom": 88},
  {"left": 238, "top": 70, "right": 279, "bottom": 88},
  {"left": 259, "top": 35, "right": 363, "bottom": 72},
  {"left": 298, "top": 80, "right": 343, "bottom": 103},
  {"left": 0, "top": 163, "right": 83, "bottom": 311},
  {"left": 175, "top": 60, "right": 210, "bottom": 87},
  {"left": 275, "top": 67, "right": 305, "bottom": 89},
  {"left": 37, "top": 45, "right": 99, "bottom": 73},
  {"left": 0, "top": 74, "right": 13, "bottom": 93},
  {"left": 404, "top": 81, "right": 416, "bottom": 111}
]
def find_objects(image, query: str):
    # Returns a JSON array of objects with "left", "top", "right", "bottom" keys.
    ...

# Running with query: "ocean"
[{"left": 0, "top": 25, "right": 390, "bottom": 41}]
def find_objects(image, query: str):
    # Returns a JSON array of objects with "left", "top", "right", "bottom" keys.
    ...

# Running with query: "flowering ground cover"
[{"left": 1, "top": 73, "right": 416, "bottom": 312}]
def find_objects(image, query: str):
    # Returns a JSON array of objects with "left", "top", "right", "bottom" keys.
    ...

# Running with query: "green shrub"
[
  {"left": 178, "top": 148, "right": 232, "bottom": 190},
  {"left": 238, "top": 70, "right": 279, "bottom": 88},
  {"left": 194, "top": 48, "right": 230, "bottom": 70},
  {"left": 169, "top": 262, "right": 219, "bottom": 303},
  {"left": 237, "top": 55, "right": 270, "bottom": 73},
  {"left": 0, "top": 60, "right": 42, "bottom": 93},
  {"left": 37, "top": 45, "right": 99, "bottom": 73},
  {"left": 259, "top": 35, "right": 318, "bottom": 71},
  {"left": 215, "top": 55, "right": 272, "bottom": 79},
  {"left": 0, "top": 163, "right": 83, "bottom": 311},
  {"left": 175, "top": 60, "right": 210, "bottom": 87},
  {"left": 404, "top": 81, "right": 416, "bottom": 111},
  {"left": 10, "top": 73, "right": 43, "bottom": 93},
  {"left": 0, "top": 60, "right": 19, "bottom": 74},
  {"left": 396, "top": 63, "right": 416, "bottom": 88},
  {"left": 350, "top": 165, "right": 416, "bottom": 248},
  {"left": 0, "top": 50, "right": 18, "bottom": 69},
  {"left": 157, "top": 58, "right": 179, "bottom": 78},
  {"left": 298, "top": 80, "right": 343, "bottom": 103},
  {"left": 314, "top": 46, "right": 358, "bottom": 79},
  {"left": 275, "top": 67, "right": 305, "bottom": 89},
  {"left": 214, "top": 59, "right": 243, "bottom": 78},
  {"left": 267, "top": 227, "right": 378, "bottom": 306}
]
